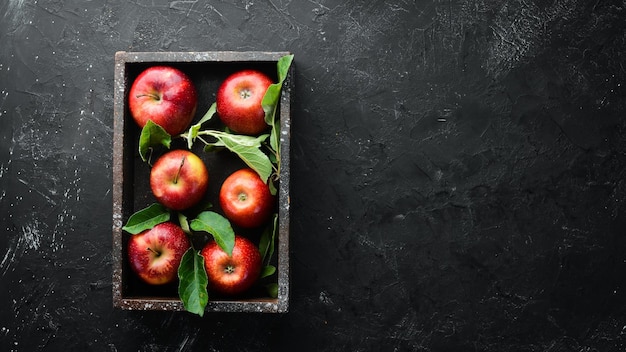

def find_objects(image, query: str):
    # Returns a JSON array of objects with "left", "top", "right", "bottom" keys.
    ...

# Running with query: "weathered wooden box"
[{"left": 112, "top": 51, "right": 292, "bottom": 313}]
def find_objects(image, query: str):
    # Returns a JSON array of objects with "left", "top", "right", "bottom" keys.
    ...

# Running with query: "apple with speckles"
[
  {"left": 128, "top": 66, "right": 197, "bottom": 135},
  {"left": 127, "top": 222, "right": 191, "bottom": 285},
  {"left": 150, "top": 149, "right": 209, "bottom": 211},
  {"left": 201, "top": 235, "right": 262, "bottom": 296},
  {"left": 216, "top": 69, "right": 273, "bottom": 135}
]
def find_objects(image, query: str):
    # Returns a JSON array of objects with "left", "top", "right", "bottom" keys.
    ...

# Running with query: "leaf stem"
[{"left": 196, "top": 136, "right": 210, "bottom": 145}]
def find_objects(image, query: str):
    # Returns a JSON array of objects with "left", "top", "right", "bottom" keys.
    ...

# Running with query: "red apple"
[
  {"left": 128, "top": 66, "right": 197, "bottom": 135},
  {"left": 219, "top": 168, "right": 274, "bottom": 228},
  {"left": 150, "top": 149, "right": 209, "bottom": 211},
  {"left": 127, "top": 222, "right": 191, "bottom": 285},
  {"left": 216, "top": 69, "right": 273, "bottom": 135},
  {"left": 201, "top": 235, "right": 262, "bottom": 296}
]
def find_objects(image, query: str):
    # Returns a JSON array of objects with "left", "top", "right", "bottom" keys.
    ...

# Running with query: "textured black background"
[{"left": 2, "top": 1, "right": 626, "bottom": 351}]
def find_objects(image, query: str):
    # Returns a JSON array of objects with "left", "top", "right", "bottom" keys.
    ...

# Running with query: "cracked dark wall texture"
[{"left": 2, "top": 0, "right": 626, "bottom": 351}]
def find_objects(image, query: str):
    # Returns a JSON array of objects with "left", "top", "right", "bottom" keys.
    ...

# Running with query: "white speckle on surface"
[
  {"left": 21, "top": 220, "right": 42, "bottom": 250},
  {"left": 319, "top": 290, "right": 333, "bottom": 306},
  {"left": 0, "top": 241, "right": 19, "bottom": 277}
]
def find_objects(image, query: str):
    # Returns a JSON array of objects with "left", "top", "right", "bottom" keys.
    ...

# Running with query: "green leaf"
[
  {"left": 277, "top": 54, "right": 294, "bottom": 83},
  {"left": 187, "top": 103, "right": 216, "bottom": 149},
  {"left": 268, "top": 214, "right": 278, "bottom": 265},
  {"left": 199, "top": 201, "right": 213, "bottom": 211},
  {"left": 268, "top": 152, "right": 278, "bottom": 164},
  {"left": 263, "top": 54, "right": 293, "bottom": 126},
  {"left": 269, "top": 117, "right": 280, "bottom": 157},
  {"left": 259, "top": 213, "right": 278, "bottom": 265},
  {"left": 122, "top": 203, "right": 170, "bottom": 234},
  {"left": 266, "top": 283, "right": 279, "bottom": 298},
  {"left": 190, "top": 211, "right": 235, "bottom": 256},
  {"left": 262, "top": 87, "right": 281, "bottom": 154},
  {"left": 262, "top": 54, "right": 293, "bottom": 164},
  {"left": 260, "top": 265, "right": 276, "bottom": 279},
  {"left": 204, "top": 131, "right": 273, "bottom": 183},
  {"left": 209, "top": 131, "right": 269, "bottom": 147},
  {"left": 139, "top": 120, "right": 172, "bottom": 163},
  {"left": 269, "top": 177, "right": 277, "bottom": 196},
  {"left": 262, "top": 83, "right": 282, "bottom": 126},
  {"left": 178, "top": 248, "right": 208, "bottom": 316},
  {"left": 178, "top": 212, "right": 191, "bottom": 235},
  {"left": 196, "top": 102, "right": 217, "bottom": 128},
  {"left": 188, "top": 126, "right": 200, "bottom": 150},
  {"left": 258, "top": 225, "right": 271, "bottom": 263}
]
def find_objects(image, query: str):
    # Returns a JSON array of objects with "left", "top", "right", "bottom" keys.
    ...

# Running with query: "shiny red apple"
[
  {"left": 219, "top": 168, "right": 274, "bottom": 228},
  {"left": 150, "top": 149, "right": 209, "bottom": 211},
  {"left": 201, "top": 235, "right": 262, "bottom": 296},
  {"left": 216, "top": 69, "right": 273, "bottom": 135},
  {"left": 128, "top": 66, "right": 197, "bottom": 135},
  {"left": 127, "top": 222, "right": 191, "bottom": 285}
]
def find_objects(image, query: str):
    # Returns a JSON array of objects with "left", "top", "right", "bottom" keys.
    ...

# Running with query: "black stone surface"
[{"left": 2, "top": 1, "right": 626, "bottom": 351}]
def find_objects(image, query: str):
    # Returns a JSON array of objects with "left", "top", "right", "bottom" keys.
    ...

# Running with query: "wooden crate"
[{"left": 112, "top": 51, "right": 292, "bottom": 313}]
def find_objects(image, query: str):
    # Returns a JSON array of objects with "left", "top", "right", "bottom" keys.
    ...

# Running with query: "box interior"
[{"left": 118, "top": 59, "right": 283, "bottom": 304}]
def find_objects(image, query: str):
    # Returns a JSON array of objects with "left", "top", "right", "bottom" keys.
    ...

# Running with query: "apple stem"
[
  {"left": 147, "top": 247, "right": 161, "bottom": 256},
  {"left": 135, "top": 93, "right": 161, "bottom": 101},
  {"left": 173, "top": 156, "right": 186, "bottom": 184}
]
